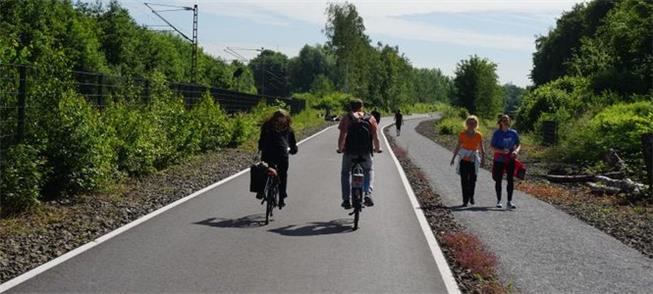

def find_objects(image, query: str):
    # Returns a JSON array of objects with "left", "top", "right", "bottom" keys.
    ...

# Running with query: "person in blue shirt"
[{"left": 490, "top": 114, "right": 521, "bottom": 209}]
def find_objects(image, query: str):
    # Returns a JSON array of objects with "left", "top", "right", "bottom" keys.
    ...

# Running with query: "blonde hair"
[{"left": 464, "top": 115, "right": 480, "bottom": 131}]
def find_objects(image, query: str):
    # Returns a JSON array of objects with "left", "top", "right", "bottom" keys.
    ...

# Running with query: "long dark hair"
[{"left": 263, "top": 110, "right": 292, "bottom": 133}]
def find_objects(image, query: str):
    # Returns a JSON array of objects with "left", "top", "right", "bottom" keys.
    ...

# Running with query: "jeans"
[
  {"left": 459, "top": 160, "right": 477, "bottom": 204},
  {"left": 493, "top": 159, "right": 515, "bottom": 202},
  {"left": 341, "top": 153, "right": 374, "bottom": 201}
]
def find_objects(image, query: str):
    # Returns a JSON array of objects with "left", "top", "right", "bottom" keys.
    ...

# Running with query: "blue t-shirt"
[{"left": 491, "top": 129, "right": 520, "bottom": 161}]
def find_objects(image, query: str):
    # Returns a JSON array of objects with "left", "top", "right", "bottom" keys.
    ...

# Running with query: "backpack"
[{"left": 345, "top": 112, "right": 373, "bottom": 155}]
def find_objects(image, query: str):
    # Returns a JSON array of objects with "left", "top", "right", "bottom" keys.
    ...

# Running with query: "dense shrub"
[
  {"left": 560, "top": 101, "right": 653, "bottom": 167},
  {"left": 0, "top": 144, "right": 46, "bottom": 216},
  {"left": 190, "top": 94, "right": 232, "bottom": 151},
  {"left": 102, "top": 104, "right": 166, "bottom": 176},
  {"left": 230, "top": 113, "right": 258, "bottom": 147},
  {"left": 515, "top": 76, "right": 592, "bottom": 132},
  {"left": 42, "top": 93, "right": 116, "bottom": 197}
]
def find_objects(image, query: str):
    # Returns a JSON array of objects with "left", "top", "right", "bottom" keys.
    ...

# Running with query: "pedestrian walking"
[
  {"left": 491, "top": 114, "right": 521, "bottom": 209},
  {"left": 394, "top": 110, "right": 403, "bottom": 136},
  {"left": 450, "top": 115, "right": 485, "bottom": 207}
]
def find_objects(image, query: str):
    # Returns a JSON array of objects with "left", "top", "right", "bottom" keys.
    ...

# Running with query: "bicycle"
[
  {"left": 262, "top": 167, "right": 279, "bottom": 225},
  {"left": 349, "top": 156, "right": 366, "bottom": 231}
]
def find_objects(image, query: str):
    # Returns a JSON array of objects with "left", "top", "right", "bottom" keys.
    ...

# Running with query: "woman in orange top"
[{"left": 449, "top": 115, "right": 486, "bottom": 207}]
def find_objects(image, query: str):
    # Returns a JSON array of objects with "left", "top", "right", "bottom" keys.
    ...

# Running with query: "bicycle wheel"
[
  {"left": 352, "top": 188, "right": 361, "bottom": 230},
  {"left": 264, "top": 176, "right": 274, "bottom": 225}
]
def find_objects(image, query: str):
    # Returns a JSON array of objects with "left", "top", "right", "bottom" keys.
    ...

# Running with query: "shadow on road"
[
  {"left": 449, "top": 206, "right": 512, "bottom": 212},
  {"left": 193, "top": 214, "right": 268, "bottom": 228},
  {"left": 268, "top": 219, "right": 354, "bottom": 236}
]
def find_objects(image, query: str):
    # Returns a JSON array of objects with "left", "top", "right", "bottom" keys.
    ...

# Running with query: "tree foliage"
[
  {"left": 453, "top": 55, "right": 504, "bottom": 118},
  {"left": 0, "top": 0, "right": 256, "bottom": 91}
]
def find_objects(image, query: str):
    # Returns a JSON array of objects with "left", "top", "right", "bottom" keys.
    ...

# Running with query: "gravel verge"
[
  {"left": 0, "top": 123, "right": 333, "bottom": 284},
  {"left": 415, "top": 119, "right": 653, "bottom": 259},
  {"left": 385, "top": 126, "right": 509, "bottom": 294}
]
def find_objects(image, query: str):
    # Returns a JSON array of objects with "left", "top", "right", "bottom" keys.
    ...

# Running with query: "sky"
[{"left": 114, "top": 0, "right": 587, "bottom": 87}]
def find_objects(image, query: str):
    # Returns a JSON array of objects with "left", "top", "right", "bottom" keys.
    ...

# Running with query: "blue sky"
[{"left": 116, "top": 0, "right": 587, "bottom": 87}]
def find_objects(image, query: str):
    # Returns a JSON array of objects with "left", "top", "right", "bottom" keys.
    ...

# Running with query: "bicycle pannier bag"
[{"left": 250, "top": 161, "right": 268, "bottom": 193}]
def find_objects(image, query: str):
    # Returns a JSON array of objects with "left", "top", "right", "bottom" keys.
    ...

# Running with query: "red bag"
[{"left": 514, "top": 159, "right": 526, "bottom": 180}]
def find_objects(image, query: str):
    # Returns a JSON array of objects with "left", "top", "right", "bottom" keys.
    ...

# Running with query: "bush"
[
  {"left": 148, "top": 96, "right": 200, "bottom": 166},
  {"left": 190, "top": 93, "right": 232, "bottom": 151},
  {"left": 0, "top": 144, "right": 46, "bottom": 216},
  {"left": 438, "top": 117, "right": 464, "bottom": 135},
  {"left": 560, "top": 101, "right": 653, "bottom": 168},
  {"left": 515, "top": 76, "right": 592, "bottom": 131},
  {"left": 42, "top": 93, "right": 116, "bottom": 197},
  {"left": 230, "top": 113, "right": 258, "bottom": 147},
  {"left": 102, "top": 103, "right": 166, "bottom": 176}
]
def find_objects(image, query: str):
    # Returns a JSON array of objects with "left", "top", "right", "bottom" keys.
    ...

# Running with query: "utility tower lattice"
[{"left": 144, "top": 3, "right": 198, "bottom": 83}]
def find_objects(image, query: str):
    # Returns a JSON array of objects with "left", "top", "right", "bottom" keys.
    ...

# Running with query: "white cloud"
[{"left": 157, "top": 0, "right": 584, "bottom": 51}]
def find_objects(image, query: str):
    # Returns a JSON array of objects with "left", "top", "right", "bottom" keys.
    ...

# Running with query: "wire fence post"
[
  {"left": 16, "top": 65, "right": 27, "bottom": 143},
  {"left": 96, "top": 74, "right": 104, "bottom": 109}
]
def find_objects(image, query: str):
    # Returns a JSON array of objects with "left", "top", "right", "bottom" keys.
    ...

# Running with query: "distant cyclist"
[
  {"left": 394, "top": 110, "right": 403, "bottom": 136},
  {"left": 337, "top": 99, "right": 382, "bottom": 209},
  {"left": 258, "top": 110, "right": 298, "bottom": 209}
]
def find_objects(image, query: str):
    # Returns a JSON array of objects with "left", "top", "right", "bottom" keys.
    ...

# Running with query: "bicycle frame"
[{"left": 263, "top": 172, "right": 279, "bottom": 225}]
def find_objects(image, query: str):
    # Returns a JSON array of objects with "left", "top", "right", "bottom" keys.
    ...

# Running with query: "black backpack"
[{"left": 345, "top": 112, "right": 373, "bottom": 155}]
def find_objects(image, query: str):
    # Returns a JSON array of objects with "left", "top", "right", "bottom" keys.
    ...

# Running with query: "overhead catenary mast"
[{"left": 144, "top": 3, "right": 198, "bottom": 83}]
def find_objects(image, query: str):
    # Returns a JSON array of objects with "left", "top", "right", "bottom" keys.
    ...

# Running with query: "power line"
[{"left": 144, "top": 2, "right": 198, "bottom": 83}]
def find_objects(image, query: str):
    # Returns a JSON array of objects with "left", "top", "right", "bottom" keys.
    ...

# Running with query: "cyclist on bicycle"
[
  {"left": 258, "top": 110, "right": 298, "bottom": 209},
  {"left": 337, "top": 99, "right": 382, "bottom": 210}
]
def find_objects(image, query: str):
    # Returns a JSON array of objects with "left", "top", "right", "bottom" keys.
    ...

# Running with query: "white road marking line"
[
  {"left": 381, "top": 119, "right": 462, "bottom": 294},
  {"left": 0, "top": 125, "right": 336, "bottom": 293}
]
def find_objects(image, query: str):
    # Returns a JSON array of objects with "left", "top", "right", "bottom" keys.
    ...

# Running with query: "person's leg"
[
  {"left": 341, "top": 154, "right": 353, "bottom": 202},
  {"left": 469, "top": 163, "right": 477, "bottom": 204},
  {"left": 278, "top": 158, "right": 289, "bottom": 198},
  {"left": 459, "top": 160, "right": 470, "bottom": 205},
  {"left": 506, "top": 159, "right": 516, "bottom": 202},
  {"left": 362, "top": 153, "right": 375, "bottom": 206},
  {"left": 493, "top": 161, "right": 505, "bottom": 203}
]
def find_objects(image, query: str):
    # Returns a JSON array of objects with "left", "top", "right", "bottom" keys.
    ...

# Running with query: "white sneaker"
[
  {"left": 508, "top": 202, "right": 517, "bottom": 209},
  {"left": 496, "top": 202, "right": 503, "bottom": 208}
]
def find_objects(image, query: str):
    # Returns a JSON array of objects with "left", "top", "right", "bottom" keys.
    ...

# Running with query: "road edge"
[
  {"left": 381, "top": 118, "right": 461, "bottom": 294},
  {"left": 0, "top": 125, "right": 336, "bottom": 293}
]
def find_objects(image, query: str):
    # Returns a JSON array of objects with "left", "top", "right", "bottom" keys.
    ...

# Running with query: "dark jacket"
[{"left": 258, "top": 127, "right": 298, "bottom": 161}]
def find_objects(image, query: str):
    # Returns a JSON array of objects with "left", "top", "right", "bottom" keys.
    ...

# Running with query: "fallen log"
[
  {"left": 594, "top": 175, "right": 647, "bottom": 194},
  {"left": 545, "top": 174, "right": 595, "bottom": 183},
  {"left": 586, "top": 182, "right": 621, "bottom": 195}
]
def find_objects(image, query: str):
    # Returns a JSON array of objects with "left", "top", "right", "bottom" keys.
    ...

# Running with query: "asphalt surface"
[
  {"left": 7, "top": 118, "right": 450, "bottom": 293},
  {"left": 389, "top": 116, "right": 653, "bottom": 294}
]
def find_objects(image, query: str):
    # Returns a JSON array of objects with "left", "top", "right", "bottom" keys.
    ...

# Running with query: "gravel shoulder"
[
  {"left": 0, "top": 123, "right": 333, "bottom": 284},
  {"left": 389, "top": 117, "right": 653, "bottom": 294}
]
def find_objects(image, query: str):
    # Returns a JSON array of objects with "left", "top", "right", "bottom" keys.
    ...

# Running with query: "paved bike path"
[
  {"left": 390, "top": 116, "right": 653, "bottom": 294},
  {"left": 6, "top": 118, "right": 453, "bottom": 293}
]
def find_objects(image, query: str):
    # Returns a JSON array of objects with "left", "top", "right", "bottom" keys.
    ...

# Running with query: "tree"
[
  {"left": 503, "top": 83, "right": 526, "bottom": 115},
  {"left": 287, "top": 44, "right": 335, "bottom": 93},
  {"left": 324, "top": 2, "right": 372, "bottom": 98},
  {"left": 453, "top": 55, "right": 503, "bottom": 118},
  {"left": 248, "top": 49, "right": 290, "bottom": 97},
  {"left": 531, "top": 0, "right": 616, "bottom": 85}
]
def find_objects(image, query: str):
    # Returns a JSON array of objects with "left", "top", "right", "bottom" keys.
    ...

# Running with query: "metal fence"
[{"left": 0, "top": 63, "right": 305, "bottom": 151}]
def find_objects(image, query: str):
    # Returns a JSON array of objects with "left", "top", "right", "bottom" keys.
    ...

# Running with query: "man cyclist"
[{"left": 337, "top": 99, "right": 382, "bottom": 209}]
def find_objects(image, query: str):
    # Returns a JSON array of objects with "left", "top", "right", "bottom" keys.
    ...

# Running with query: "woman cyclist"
[{"left": 257, "top": 110, "right": 298, "bottom": 209}]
